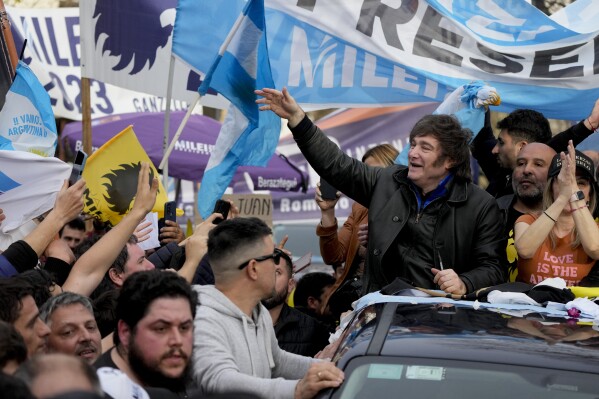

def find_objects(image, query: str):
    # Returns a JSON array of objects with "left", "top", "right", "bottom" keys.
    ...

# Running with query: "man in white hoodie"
[{"left": 192, "top": 217, "right": 344, "bottom": 399}]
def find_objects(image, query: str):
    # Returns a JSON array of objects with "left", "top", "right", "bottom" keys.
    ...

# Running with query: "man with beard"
[
  {"left": 39, "top": 292, "right": 102, "bottom": 364},
  {"left": 94, "top": 269, "right": 197, "bottom": 399},
  {"left": 263, "top": 253, "right": 330, "bottom": 357},
  {"left": 192, "top": 217, "right": 344, "bottom": 399},
  {"left": 497, "top": 143, "right": 556, "bottom": 280},
  {"left": 473, "top": 100, "right": 599, "bottom": 198}
]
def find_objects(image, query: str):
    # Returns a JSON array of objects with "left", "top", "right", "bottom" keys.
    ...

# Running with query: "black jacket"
[
  {"left": 274, "top": 303, "right": 330, "bottom": 357},
  {"left": 292, "top": 116, "right": 507, "bottom": 294}
]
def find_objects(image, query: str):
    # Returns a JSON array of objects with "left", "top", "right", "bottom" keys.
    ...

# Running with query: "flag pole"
[
  {"left": 158, "top": 93, "right": 200, "bottom": 171},
  {"left": 0, "top": 0, "right": 18, "bottom": 74},
  {"left": 162, "top": 55, "right": 175, "bottom": 189},
  {"left": 165, "top": 4, "right": 246, "bottom": 175},
  {"left": 80, "top": 78, "right": 92, "bottom": 155}
]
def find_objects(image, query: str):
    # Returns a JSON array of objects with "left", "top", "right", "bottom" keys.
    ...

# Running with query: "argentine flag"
[
  {"left": 0, "top": 61, "right": 57, "bottom": 157},
  {"left": 196, "top": 0, "right": 280, "bottom": 218}
]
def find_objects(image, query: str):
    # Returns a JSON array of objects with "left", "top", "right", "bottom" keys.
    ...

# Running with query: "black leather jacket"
[{"left": 291, "top": 116, "right": 507, "bottom": 294}]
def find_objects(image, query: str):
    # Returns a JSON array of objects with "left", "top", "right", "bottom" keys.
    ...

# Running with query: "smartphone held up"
[
  {"left": 319, "top": 178, "right": 338, "bottom": 200},
  {"left": 213, "top": 199, "right": 231, "bottom": 224},
  {"left": 69, "top": 150, "right": 87, "bottom": 186}
]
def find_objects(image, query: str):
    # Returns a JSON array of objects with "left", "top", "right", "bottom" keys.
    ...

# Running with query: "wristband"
[
  {"left": 543, "top": 211, "right": 556, "bottom": 223},
  {"left": 572, "top": 205, "right": 588, "bottom": 213},
  {"left": 588, "top": 118, "right": 598, "bottom": 131}
]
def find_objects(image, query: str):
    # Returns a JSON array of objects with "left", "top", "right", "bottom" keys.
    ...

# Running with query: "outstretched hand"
[{"left": 255, "top": 87, "right": 305, "bottom": 128}]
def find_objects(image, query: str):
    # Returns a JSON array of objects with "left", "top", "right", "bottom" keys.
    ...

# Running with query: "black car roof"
[{"left": 334, "top": 302, "right": 599, "bottom": 373}]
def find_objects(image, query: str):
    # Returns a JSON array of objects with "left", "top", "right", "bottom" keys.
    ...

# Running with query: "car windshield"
[{"left": 334, "top": 356, "right": 598, "bottom": 399}]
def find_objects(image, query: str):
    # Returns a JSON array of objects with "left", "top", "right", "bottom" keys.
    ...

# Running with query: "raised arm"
[
  {"left": 0, "top": 181, "right": 85, "bottom": 277},
  {"left": 62, "top": 163, "right": 158, "bottom": 296},
  {"left": 176, "top": 214, "right": 219, "bottom": 283},
  {"left": 315, "top": 184, "right": 347, "bottom": 265},
  {"left": 257, "top": 88, "right": 381, "bottom": 208},
  {"left": 25, "top": 179, "right": 86, "bottom": 257},
  {"left": 547, "top": 98, "right": 599, "bottom": 151}
]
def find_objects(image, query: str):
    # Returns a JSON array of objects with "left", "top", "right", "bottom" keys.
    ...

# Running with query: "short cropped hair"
[
  {"left": 114, "top": 270, "right": 197, "bottom": 346},
  {"left": 39, "top": 292, "right": 95, "bottom": 327},
  {"left": 497, "top": 109, "right": 552, "bottom": 144},
  {"left": 15, "top": 353, "right": 103, "bottom": 397},
  {"left": 59, "top": 217, "right": 86, "bottom": 237},
  {"left": 207, "top": 217, "right": 273, "bottom": 267},
  {"left": 409, "top": 114, "right": 472, "bottom": 182}
]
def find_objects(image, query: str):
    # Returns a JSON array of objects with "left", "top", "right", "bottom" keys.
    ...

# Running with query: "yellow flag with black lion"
[{"left": 82, "top": 125, "right": 179, "bottom": 226}]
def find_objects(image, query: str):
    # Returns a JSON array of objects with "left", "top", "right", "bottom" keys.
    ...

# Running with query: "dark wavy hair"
[
  {"left": 0, "top": 278, "right": 36, "bottom": 323},
  {"left": 114, "top": 270, "right": 197, "bottom": 346},
  {"left": 409, "top": 114, "right": 472, "bottom": 182},
  {"left": 294, "top": 272, "right": 336, "bottom": 309},
  {"left": 0, "top": 321, "right": 28, "bottom": 369},
  {"left": 497, "top": 109, "right": 552, "bottom": 144}
]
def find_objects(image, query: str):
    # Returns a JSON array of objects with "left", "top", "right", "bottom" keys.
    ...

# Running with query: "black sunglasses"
[{"left": 237, "top": 248, "right": 291, "bottom": 270}]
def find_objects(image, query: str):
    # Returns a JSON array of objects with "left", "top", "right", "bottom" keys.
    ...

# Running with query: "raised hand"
[
  {"left": 53, "top": 179, "right": 86, "bottom": 225},
  {"left": 131, "top": 162, "right": 159, "bottom": 217},
  {"left": 160, "top": 219, "right": 185, "bottom": 244},
  {"left": 184, "top": 216, "right": 216, "bottom": 262},
  {"left": 315, "top": 183, "right": 340, "bottom": 212},
  {"left": 585, "top": 98, "right": 599, "bottom": 131},
  {"left": 556, "top": 140, "right": 576, "bottom": 201},
  {"left": 134, "top": 220, "right": 153, "bottom": 243},
  {"left": 255, "top": 87, "right": 305, "bottom": 127}
]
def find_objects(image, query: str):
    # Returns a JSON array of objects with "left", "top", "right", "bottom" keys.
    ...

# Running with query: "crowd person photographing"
[
  {"left": 256, "top": 87, "right": 507, "bottom": 296},
  {"left": 514, "top": 141, "right": 599, "bottom": 286}
]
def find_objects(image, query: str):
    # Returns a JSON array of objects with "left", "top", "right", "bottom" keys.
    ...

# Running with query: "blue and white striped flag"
[
  {"left": 0, "top": 61, "right": 57, "bottom": 157},
  {"left": 196, "top": 0, "right": 281, "bottom": 218}
]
